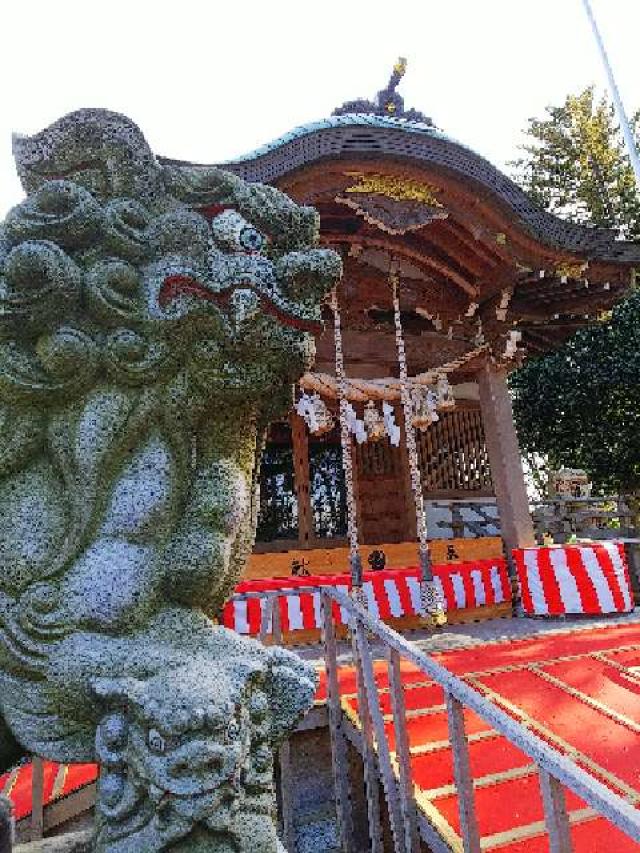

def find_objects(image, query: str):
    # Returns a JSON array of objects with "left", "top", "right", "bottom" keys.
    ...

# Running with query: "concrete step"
[{"left": 281, "top": 726, "right": 341, "bottom": 853}]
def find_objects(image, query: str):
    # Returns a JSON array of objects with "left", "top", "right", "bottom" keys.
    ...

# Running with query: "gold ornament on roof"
[
  {"left": 343, "top": 172, "right": 443, "bottom": 206},
  {"left": 555, "top": 260, "right": 589, "bottom": 280}
]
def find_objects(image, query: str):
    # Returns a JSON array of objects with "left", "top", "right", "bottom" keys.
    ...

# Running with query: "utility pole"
[{"left": 581, "top": 0, "right": 640, "bottom": 191}]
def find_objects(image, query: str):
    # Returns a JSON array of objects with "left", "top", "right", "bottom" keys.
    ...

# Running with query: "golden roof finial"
[{"left": 332, "top": 56, "right": 432, "bottom": 125}]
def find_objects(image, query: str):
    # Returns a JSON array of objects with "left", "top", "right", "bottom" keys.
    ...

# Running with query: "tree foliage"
[
  {"left": 511, "top": 87, "right": 640, "bottom": 238},
  {"left": 510, "top": 88, "right": 640, "bottom": 493},
  {"left": 510, "top": 288, "right": 640, "bottom": 492}
]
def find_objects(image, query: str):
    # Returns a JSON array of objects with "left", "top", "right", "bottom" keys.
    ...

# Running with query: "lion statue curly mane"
[{"left": 0, "top": 109, "right": 341, "bottom": 851}]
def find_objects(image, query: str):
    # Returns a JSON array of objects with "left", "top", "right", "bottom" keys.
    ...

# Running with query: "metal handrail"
[
  {"left": 11, "top": 583, "right": 639, "bottom": 852},
  {"left": 229, "top": 585, "right": 325, "bottom": 600},
  {"left": 318, "top": 586, "right": 640, "bottom": 853}
]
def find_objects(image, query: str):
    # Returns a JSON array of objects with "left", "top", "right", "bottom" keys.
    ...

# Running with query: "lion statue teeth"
[{"left": 0, "top": 109, "right": 341, "bottom": 852}]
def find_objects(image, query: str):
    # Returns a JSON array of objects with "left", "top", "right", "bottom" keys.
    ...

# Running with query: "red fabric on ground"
[
  {"left": 541, "top": 658, "right": 640, "bottom": 725},
  {"left": 410, "top": 734, "right": 530, "bottom": 791},
  {"left": 605, "top": 648, "right": 640, "bottom": 668},
  {"left": 432, "top": 622, "right": 640, "bottom": 676},
  {"left": 383, "top": 708, "right": 492, "bottom": 754},
  {"left": 324, "top": 621, "right": 640, "bottom": 851},
  {"left": 59, "top": 763, "right": 98, "bottom": 798},
  {"left": 378, "top": 683, "right": 444, "bottom": 715},
  {"left": 474, "top": 668, "right": 640, "bottom": 790},
  {"left": 499, "top": 817, "right": 640, "bottom": 853},
  {"left": 435, "top": 773, "right": 586, "bottom": 838}
]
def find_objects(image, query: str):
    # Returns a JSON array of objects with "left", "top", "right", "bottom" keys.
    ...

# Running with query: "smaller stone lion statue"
[{"left": 0, "top": 109, "right": 342, "bottom": 851}]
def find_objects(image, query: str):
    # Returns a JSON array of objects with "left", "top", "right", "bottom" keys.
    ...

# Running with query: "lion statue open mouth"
[{"left": 0, "top": 109, "right": 341, "bottom": 851}]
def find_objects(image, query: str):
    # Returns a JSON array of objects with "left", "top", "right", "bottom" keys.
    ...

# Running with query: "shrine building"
[{"left": 160, "top": 63, "right": 640, "bottom": 585}]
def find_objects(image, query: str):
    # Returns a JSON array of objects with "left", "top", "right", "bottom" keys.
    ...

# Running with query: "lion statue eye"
[
  {"left": 210, "top": 210, "right": 266, "bottom": 254},
  {"left": 239, "top": 226, "right": 264, "bottom": 253}
]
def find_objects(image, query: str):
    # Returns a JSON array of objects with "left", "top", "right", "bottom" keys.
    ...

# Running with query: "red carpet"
[
  {"left": 0, "top": 761, "right": 97, "bottom": 821},
  {"left": 4, "top": 621, "right": 640, "bottom": 849},
  {"left": 319, "top": 621, "right": 640, "bottom": 851}
]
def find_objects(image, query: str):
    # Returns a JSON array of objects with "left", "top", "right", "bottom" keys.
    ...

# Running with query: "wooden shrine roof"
[{"left": 160, "top": 114, "right": 640, "bottom": 378}]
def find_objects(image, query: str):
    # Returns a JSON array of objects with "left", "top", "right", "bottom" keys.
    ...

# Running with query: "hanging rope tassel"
[
  {"left": 390, "top": 260, "right": 446, "bottom": 626},
  {"left": 330, "top": 288, "right": 365, "bottom": 607}
]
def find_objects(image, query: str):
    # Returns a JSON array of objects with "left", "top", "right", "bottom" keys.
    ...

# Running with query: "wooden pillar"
[
  {"left": 477, "top": 362, "right": 535, "bottom": 558},
  {"left": 290, "top": 413, "right": 313, "bottom": 546}
]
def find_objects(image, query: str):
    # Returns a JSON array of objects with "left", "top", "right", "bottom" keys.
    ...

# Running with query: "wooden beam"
[
  {"left": 290, "top": 413, "right": 313, "bottom": 546},
  {"left": 322, "top": 234, "right": 479, "bottom": 298},
  {"left": 439, "top": 218, "right": 504, "bottom": 268},
  {"left": 402, "top": 229, "right": 483, "bottom": 284},
  {"left": 476, "top": 363, "right": 535, "bottom": 560},
  {"left": 314, "top": 330, "right": 473, "bottom": 375}
]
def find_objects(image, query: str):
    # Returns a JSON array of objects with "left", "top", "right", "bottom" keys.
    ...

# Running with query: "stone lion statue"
[{"left": 0, "top": 109, "right": 341, "bottom": 851}]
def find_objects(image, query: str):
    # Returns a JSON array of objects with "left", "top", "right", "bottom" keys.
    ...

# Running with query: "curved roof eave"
[{"left": 159, "top": 114, "right": 640, "bottom": 266}]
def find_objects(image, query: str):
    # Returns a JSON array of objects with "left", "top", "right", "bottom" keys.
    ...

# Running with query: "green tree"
[
  {"left": 509, "top": 88, "right": 640, "bottom": 494},
  {"left": 512, "top": 87, "right": 640, "bottom": 238}
]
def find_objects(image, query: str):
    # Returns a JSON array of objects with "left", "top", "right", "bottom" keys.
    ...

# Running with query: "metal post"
[
  {"left": 445, "top": 693, "right": 481, "bottom": 853},
  {"left": 321, "top": 591, "right": 354, "bottom": 852},
  {"left": 351, "top": 622, "right": 383, "bottom": 853},
  {"left": 259, "top": 595, "right": 274, "bottom": 644},
  {"left": 387, "top": 647, "right": 421, "bottom": 853},
  {"left": 324, "top": 585, "right": 640, "bottom": 847},
  {"left": 581, "top": 0, "right": 640, "bottom": 190},
  {"left": 272, "top": 595, "right": 283, "bottom": 646},
  {"left": 278, "top": 739, "right": 296, "bottom": 851},
  {"left": 31, "top": 756, "right": 44, "bottom": 842},
  {"left": 354, "top": 622, "right": 404, "bottom": 853},
  {"left": 540, "top": 769, "right": 573, "bottom": 853}
]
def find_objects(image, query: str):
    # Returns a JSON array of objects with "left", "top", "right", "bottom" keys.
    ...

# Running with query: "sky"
[{"left": 0, "top": 0, "right": 638, "bottom": 217}]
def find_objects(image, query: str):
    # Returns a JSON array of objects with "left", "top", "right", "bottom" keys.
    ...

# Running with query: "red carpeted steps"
[{"left": 323, "top": 621, "right": 640, "bottom": 851}]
